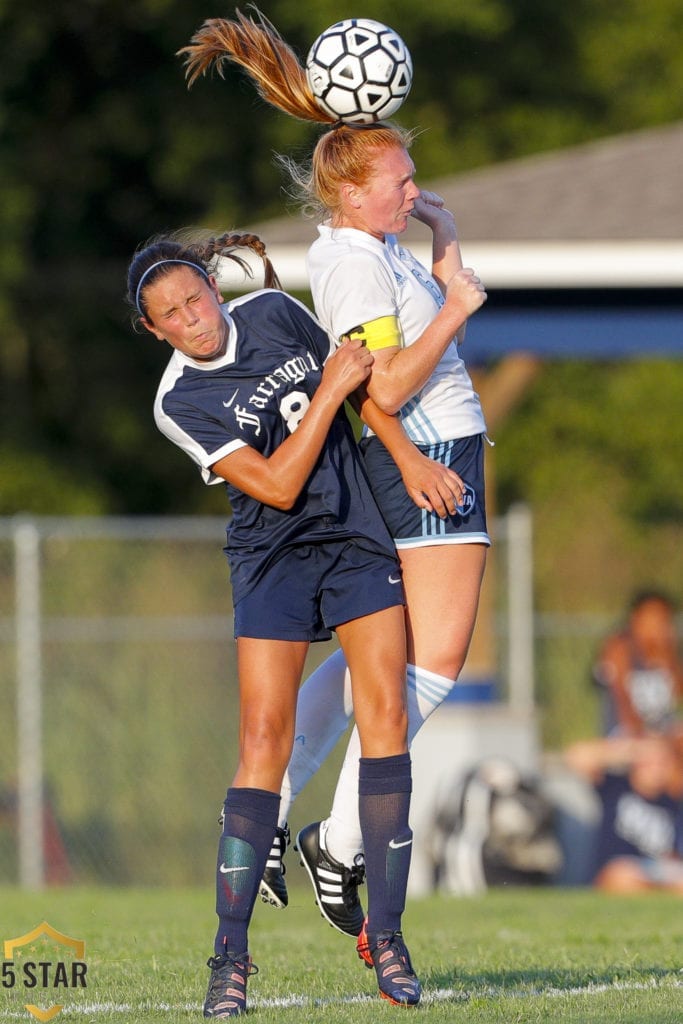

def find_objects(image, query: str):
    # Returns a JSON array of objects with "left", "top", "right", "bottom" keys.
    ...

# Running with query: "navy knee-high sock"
[
  {"left": 358, "top": 753, "right": 413, "bottom": 940},
  {"left": 214, "top": 786, "right": 280, "bottom": 955}
]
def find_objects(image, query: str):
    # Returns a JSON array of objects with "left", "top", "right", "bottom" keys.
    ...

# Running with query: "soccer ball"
[{"left": 306, "top": 19, "right": 413, "bottom": 125}]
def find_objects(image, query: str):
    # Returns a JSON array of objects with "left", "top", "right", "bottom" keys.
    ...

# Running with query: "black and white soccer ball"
[{"left": 306, "top": 19, "right": 413, "bottom": 125}]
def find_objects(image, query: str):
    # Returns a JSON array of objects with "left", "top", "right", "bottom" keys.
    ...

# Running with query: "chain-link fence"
[{"left": 0, "top": 510, "right": 548, "bottom": 889}]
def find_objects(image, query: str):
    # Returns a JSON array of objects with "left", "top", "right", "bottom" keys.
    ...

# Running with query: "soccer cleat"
[
  {"left": 356, "top": 917, "right": 371, "bottom": 966},
  {"left": 357, "top": 921, "right": 421, "bottom": 1007},
  {"left": 259, "top": 824, "right": 290, "bottom": 909},
  {"left": 203, "top": 951, "right": 258, "bottom": 1018},
  {"left": 295, "top": 821, "right": 366, "bottom": 937}
]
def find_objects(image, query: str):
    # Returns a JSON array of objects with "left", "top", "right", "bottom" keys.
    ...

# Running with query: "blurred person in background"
[
  {"left": 565, "top": 734, "right": 683, "bottom": 893},
  {"left": 592, "top": 589, "right": 683, "bottom": 737}
]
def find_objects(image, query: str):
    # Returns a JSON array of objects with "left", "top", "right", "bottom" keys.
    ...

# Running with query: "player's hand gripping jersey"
[{"left": 154, "top": 289, "right": 395, "bottom": 602}]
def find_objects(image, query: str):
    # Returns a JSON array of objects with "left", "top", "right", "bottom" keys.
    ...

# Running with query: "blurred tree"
[
  {"left": 580, "top": 0, "right": 683, "bottom": 127},
  {"left": 0, "top": 0, "right": 299, "bottom": 514},
  {"left": 0, "top": 0, "right": 681, "bottom": 513},
  {"left": 495, "top": 359, "right": 683, "bottom": 610}
]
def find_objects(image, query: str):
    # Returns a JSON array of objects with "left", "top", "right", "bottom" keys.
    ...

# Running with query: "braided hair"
[
  {"left": 178, "top": 7, "right": 415, "bottom": 222},
  {"left": 126, "top": 229, "right": 281, "bottom": 324}
]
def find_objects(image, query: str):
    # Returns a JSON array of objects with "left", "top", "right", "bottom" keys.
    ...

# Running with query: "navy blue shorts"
[
  {"left": 233, "top": 538, "right": 404, "bottom": 641},
  {"left": 359, "top": 433, "right": 491, "bottom": 550}
]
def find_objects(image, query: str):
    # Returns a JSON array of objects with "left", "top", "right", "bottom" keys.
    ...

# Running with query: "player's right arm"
[
  {"left": 361, "top": 269, "right": 486, "bottom": 414},
  {"left": 322, "top": 252, "right": 486, "bottom": 416},
  {"left": 599, "top": 635, "right": 648, "bottom": 736},
  {"left": 209, "top": 338, "right": 372, "bottom": 510}
]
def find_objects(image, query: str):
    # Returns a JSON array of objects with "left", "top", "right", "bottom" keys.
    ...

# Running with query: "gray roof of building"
[{"left": 255, "top": 120, "right": 683, "bottom": 244}]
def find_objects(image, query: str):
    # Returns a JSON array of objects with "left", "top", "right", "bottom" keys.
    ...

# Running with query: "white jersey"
[{"left": 307, "top": 224, "right": 487, "bottom": 445}]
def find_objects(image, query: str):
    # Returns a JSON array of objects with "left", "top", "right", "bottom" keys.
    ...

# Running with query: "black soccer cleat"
[
  {"left": 259, "top": 824, "right": 290, "bottom": 909},
  {"left": 295, "top": 820, "right": 366, "bottom": 937}
]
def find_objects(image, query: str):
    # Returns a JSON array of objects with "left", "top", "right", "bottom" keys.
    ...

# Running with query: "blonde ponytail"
[
  {"left": 178, "top": 7, "right": 415, "bottom": 223},
  {"left": 178, "top": 8, "right": 334, "bottom": 125}
]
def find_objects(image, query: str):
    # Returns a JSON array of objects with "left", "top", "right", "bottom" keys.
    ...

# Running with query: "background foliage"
[{"left": 1, "top": 0, "right": 681, "bottom": 626}]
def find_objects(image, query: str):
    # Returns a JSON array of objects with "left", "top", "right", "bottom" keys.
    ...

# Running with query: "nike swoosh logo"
[
  {"left": 219, "top": 864, "right": 250, "bottom": 874},
  {"left": 388, "top": 574, "right": 401, "bottom": 584},
  {"left": 388, "top": 838, "right": 413, "bottom": 849},
  {"left": 222, "top": 389, "right": 239, "bottom": 408}
]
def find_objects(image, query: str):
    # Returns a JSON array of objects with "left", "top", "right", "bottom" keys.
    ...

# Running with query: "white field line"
[{"left": 1, "top": 975, "right": 682, "bottom": 1017}]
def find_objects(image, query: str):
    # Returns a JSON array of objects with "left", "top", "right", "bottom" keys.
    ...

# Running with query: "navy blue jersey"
[
  {"left": 594, "top": 771, "right": 683, "bottom": 871},
  {"left": 154, "top": 289, "right": 395, "bottom": 602}
]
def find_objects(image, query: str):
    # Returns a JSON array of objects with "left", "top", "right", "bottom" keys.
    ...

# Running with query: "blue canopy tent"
[{"left": 466, "top": 288, "right": 683, "bottom": 362}]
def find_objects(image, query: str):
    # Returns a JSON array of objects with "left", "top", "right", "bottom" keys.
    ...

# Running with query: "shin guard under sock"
[
  {"left": 358, "top": 753, "right": 412, "bottom": 938},
  {"left": 214, "top": 786, "right": 280, "bottom": 954}
]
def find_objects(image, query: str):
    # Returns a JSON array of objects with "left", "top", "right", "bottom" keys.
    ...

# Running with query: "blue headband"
[{"left": 135, "top": 259, "right": 210, "bottom": 316}]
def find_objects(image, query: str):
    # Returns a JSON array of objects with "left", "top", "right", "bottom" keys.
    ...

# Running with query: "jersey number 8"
[{"left": 280, "top": 391, "right": 310, "bottom": 433}]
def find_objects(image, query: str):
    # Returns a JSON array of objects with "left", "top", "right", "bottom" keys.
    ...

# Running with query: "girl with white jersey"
[
  {"left": 308, "top": 224, "right": 487, "bottom": 451},
  {"left": 180, "top": 9, "right": 489, "bottom": 946}
]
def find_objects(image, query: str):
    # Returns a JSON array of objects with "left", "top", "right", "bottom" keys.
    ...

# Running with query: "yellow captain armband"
[{"left": 344, "top": 315, "right": 403, "bottom": 352}]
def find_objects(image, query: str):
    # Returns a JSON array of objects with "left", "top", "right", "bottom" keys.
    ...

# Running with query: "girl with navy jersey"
[
  {"left": 126, "top": 232, "right": 421, "bottom": 1015},
  {"left": 179, "top": 10, "right": 489, "bottom": 945}
]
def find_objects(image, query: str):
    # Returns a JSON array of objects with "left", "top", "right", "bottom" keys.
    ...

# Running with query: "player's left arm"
[{"left": 411, "top": 190, "right": 467, "bottom": 343}]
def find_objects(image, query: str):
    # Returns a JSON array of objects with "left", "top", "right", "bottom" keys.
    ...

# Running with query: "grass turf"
[{"left": 1, "top": 885, "right": 682, "bottom": 1022}]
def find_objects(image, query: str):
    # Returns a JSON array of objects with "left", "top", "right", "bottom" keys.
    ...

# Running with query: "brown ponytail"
[{"left": 192, "top": 231, "right": 282, "bottom": 291}]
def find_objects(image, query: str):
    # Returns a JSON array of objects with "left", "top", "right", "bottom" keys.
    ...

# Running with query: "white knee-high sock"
[
  {"left": 325, "top": 663, "right": 456, "bottom": 865},
  {"left": 278, "top": 647, "right": 353, "bottom": 828}
]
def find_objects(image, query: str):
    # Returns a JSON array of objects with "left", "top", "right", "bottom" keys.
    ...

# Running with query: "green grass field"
[{"left": 1, "top": 885, "right": 682, "bottom": 1023}]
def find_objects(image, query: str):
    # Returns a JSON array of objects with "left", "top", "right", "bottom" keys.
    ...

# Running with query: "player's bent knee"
[
  {"left": 357, "top": 700, "right": 408, "bottom": 755},
  {"left": 240, "top": 718, "right": 293, "bottom": 775}
]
